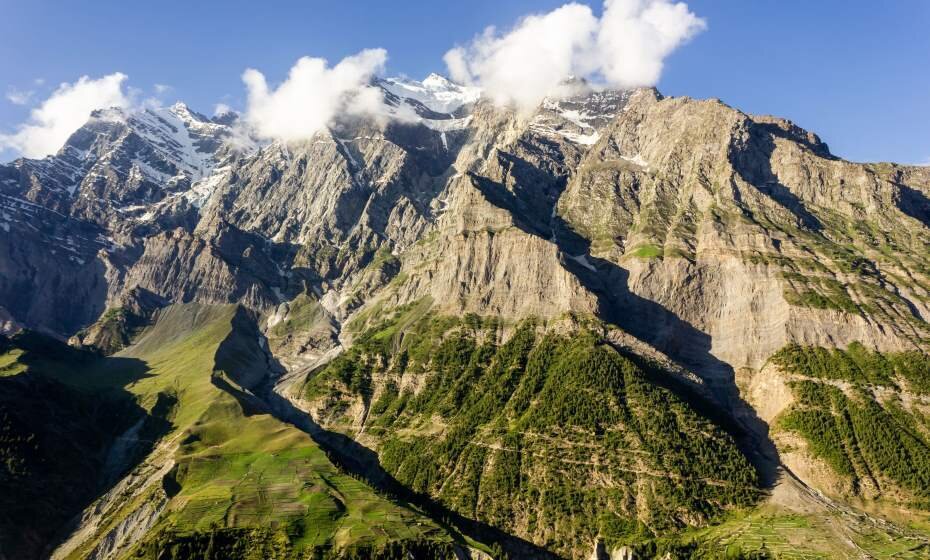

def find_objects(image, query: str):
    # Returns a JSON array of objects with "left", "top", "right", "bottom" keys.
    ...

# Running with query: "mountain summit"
[{"left": 2, "top": 75, "right": 930, "bottom": 559}]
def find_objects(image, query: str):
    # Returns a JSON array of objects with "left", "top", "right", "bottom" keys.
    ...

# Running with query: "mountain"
[{"left": 1, "top": 75, "right": 930, "bottom": 559}]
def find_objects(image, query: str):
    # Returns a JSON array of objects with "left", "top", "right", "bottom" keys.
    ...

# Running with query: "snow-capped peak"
[
  {"left": 168, "top": 101, "right": 195, "bottom": 118},
  {"left": 165, "top": 101, "right": 214, "bottom": 128},
  {"left": 421, "top": 73, "right": 455, "bottom": 90},
  {"left": 380, "top": 74, "right": 482, "bottom": 114}
]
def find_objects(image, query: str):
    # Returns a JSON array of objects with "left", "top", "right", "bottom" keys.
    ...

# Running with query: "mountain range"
[{"left": 2, "top": 74, "right": 930, "bottom": 559}]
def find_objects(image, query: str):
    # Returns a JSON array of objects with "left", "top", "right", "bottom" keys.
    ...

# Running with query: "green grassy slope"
[
  {"left": 121, "top": 304, "right": 462, "bottom": 559},
  {"left": 5, "top": 304, "right": 462, "bottom": 560}
]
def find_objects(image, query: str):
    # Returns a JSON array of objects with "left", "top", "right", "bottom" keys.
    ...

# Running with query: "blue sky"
[{"left": 1, "top": 0, "right": 927, "bottom": 164}]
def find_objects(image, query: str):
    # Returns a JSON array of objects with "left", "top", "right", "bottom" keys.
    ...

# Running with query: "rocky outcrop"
[{"left": 69, "top": 287, "right": 166, "bottom": 354}]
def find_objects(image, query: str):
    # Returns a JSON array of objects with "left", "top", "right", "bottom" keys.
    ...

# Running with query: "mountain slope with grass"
[{"left": 0, "top": 304, "right": 472, "bottom": 560}]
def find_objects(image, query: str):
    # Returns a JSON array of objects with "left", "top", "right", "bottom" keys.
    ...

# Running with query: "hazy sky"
[{"left": 1, "top": 0, "right": 927, "bottom": 163}]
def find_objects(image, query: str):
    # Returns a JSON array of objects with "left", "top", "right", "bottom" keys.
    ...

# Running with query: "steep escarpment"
[{"left": 556, "top": 90, "right": 930, "bottom": 375}]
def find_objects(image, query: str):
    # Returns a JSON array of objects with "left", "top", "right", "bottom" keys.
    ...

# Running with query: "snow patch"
[
  {"left": 380, "top": 74, "right": 481, "bottom": 113},
  {"left": 420, "top": 115, "right": 472, "bottom": 132},
  {"left": 619, "top": 154, "right": 649, "bottom": 169}
]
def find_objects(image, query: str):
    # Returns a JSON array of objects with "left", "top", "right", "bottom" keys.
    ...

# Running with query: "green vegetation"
[
  {"left": 673, "top": 507, "right": 930, "bottom": 559},
  {"left": 304, "top": 304, "right": 760, "bottom": 557},
  {"left": 366, "top": 245, "right": 400, "bottom": 272},
  {"left": 269, "top": 293, "right": 327, "bottom": 338},
  {"left": 132, "top": 527, "right": 457, "bottom": 560},
  {"left": 74, "top": 304, "right": 152, "bottom": 354},
  {"left": 0, "top": 347, "right": 25, "bottom": 377},
  {"left": 773, "top": 342, "right": 930, "bottom": 394},
  {"left": 772, "top": 344, "right": 930, "bottom": 508},
  {"left": 628, "top": 243, "right": 664, "bottom": 259},
  {"left": 112, "top": 305, "right": 459, "bottom": 559},
  {"left": 0, "top": 305, "right": 460, "bottom": 560},
  {"left": 781, "top": 272, "right": 859, "bottom": 314},
  {"left": 0, "top": 332, "right": 148, "bottom": 560},
  {"left": 780, "top": 382, "right": 930, "bottom": 505}
]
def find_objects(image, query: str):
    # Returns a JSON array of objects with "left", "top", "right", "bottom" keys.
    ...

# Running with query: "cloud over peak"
[
  {"left": 445, "top": 0, "right": 705, "bottom": 111},
  {"left": 444, "top": 4, "right": 598, "bottom": 110},
  {"left": 0, "top": 1, "right": 707, "bottom": 155},
  {"left": 0, "top": 73, "right": 130, "bottom": 158},
  {"left": 241, "top": 49, "right": 388, "bottom": 142}
]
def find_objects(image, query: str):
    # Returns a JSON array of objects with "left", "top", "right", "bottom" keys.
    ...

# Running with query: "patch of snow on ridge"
[
  {"left": 185, "top": 164, "right": 232, "bottom": 209},
  {"left": 134, "top": 104, "right": 219, "bottom": 181},
  {"left": 529, "top": 116, "right": 599, "bottom": 146},
  {"left": 420, "top": 115, "right": 472, "bottom": 132},
  {"left": 560, "top": 130, "right": 600, "bottom": 145},
  {"left": 620, "top": 154, "right": 649, "bottom": 169},
  {"left": 380, "top": 74, "right": 481, "bottom": 113}
]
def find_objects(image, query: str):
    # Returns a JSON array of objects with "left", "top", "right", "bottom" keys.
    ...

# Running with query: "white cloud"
[
  {"left": 598, "top": 0, "right": 706, "bottom": 88},
  {"left": 444, "top": 4, "right": 598, "bottom": 110},
  {"left": 213, "top": 103, "right": 233, "bottom": 116},
  {"left": 5, "top": 87, "right": 34, "bottom": 105},
  {"left": 153, "top": 83, "right": 172, "bottom": 94},
  {"left": 444, "top": 0, "right": 705, "bottom": 111},
  {"left": 242, "top": 49, "right": 388, "bottom": 142},
  {"left": 0, "top": 73, "right": 130, "bottom": 158}
]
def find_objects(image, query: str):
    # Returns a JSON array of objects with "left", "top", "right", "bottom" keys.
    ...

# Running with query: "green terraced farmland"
[{"left": 685, "top": 508, "right": 930, "bottom": 559}]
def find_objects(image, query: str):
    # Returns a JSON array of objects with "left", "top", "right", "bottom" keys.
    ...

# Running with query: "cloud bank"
[
  {"left": 241, "top": 49, "right": 388, "bottom": 142},
  {"left": 444, "top": 0, "right": 705, "bottom": 110},
  {"left": 0, "top": 73, "right": 130, "bottom": 158}
]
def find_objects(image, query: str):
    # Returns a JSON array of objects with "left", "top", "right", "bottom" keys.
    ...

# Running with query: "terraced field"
[{"left": 685, "top": 506, "right": 930, "bottom": 559}]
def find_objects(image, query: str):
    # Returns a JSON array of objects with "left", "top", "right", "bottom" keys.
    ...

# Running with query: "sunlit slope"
[
  {"left": 301, "top": 302, "right": 762, "bottom": 557},
  {"left": 58, "top": 303, "right": 459, "bottom": 560}
]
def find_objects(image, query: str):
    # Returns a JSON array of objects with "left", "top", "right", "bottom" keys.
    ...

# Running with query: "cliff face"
[{"left": 557, "top": 91, "right": 929, "bottom": 373}]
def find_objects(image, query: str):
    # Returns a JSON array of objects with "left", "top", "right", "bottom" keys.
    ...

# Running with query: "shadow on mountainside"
[
  {"left": 729, "top": 124, "right": 823, "bottom": 233},
  {"left": 0, "top": 332, "right": 174, "bottom": 560},
  {"left": 467, "top": 153, "right": 781, "bottom": 488},
  {"left": 264, "top": 391, "right": 559, "bottom": 559},
  {"left": 212, "top": 309, "right": 558, "bottom": 559},
  {"left": 895, "top": 182, "right": 930, "bottom": 229}
]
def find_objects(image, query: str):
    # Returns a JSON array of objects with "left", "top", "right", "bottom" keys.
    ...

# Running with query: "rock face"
[
  {"left": 557, "top": 91, "right": 929, "bottom": 374},
  {"left": 8, "top": 80, "right": 926, "bottom": 358},
  {"left": 2, "top": 75, "right": 930, "bottom": 558}
]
